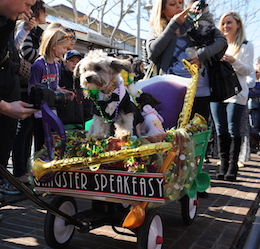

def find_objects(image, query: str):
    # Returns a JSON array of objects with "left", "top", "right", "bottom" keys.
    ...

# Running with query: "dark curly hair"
[{"left": 31, "top": 0, "right": 46, "bottom": 19}]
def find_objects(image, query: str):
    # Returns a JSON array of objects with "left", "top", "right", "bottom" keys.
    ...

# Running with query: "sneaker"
[
  {"left": 0, "top": 182, "right": 20, "bottom": 195},
  {"left": 238, "top": 161, "right": 244, "bottom": 168},
  {"left": 18, "top": 175, "right": 29, "bottom": 183}
]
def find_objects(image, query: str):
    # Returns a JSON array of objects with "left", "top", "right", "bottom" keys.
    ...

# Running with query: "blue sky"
[{"left": 47, "top": 0, "right": 260, "bottom": 63}]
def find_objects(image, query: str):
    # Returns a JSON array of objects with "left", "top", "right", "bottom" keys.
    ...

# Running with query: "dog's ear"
[
  {"left": 151, "top": 97, "right": 162, "bottom": 107},
  {"left": 143, "top": 93, "right": 162, "bottom": 107},
  {"left": 110, "top": 59, "right": 132, "bottom": 73},
  {"left": 73, "top": 60, "right": 82, "bottom": 78},
  {"left": 135, "top": 96, "right": 141, "bottom": 104}
]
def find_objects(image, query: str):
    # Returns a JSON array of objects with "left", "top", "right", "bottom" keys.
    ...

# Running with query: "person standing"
[
  {"left": 146, "top": 0, "right": 227, "bottom": 122},
  {"left": 210, "top": 12, "right": 254, "bottom": 181},
  {"left": 12, "top": 0, "right": 47, "bottom": 183},
  {"left": 133, "top": 59, "right": 145, "bottom": 82},
  {"left": 146, "top": 0, "right": 227, "bottom": 197},
  {"left": 28, "top": 27, "right": 74, "bottom": 152},
  {"left": 0, "top": 0, "right": 36, "bottom": 204},
  {"left": 248, "top": 58, "right": 260, "bottom": 154}
]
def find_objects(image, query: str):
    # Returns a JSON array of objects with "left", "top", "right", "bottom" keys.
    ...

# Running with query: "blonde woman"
[
  {"left": 146, "top": 0, "right": 227, "bottom": 122},
  {"left": 29, "top": 28, "right": 75, "bottom": 152},
  {"left": 210, "top": 12, "right": 254, "bottom": 181}
]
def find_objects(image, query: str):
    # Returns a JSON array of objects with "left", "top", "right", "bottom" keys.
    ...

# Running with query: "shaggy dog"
[{"left": 74, "top": 49, "right": 136, "bottom": 139}]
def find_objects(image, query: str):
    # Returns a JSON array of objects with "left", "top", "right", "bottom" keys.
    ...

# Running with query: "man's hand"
[{"left": 0, "top": 100, "right": 37, "bottom": 120}]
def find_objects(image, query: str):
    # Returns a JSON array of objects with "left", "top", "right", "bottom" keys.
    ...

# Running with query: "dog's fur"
[
  {"left": 74, "top": 49, "right": 135, "bottom": 139},
  {"left": 136, "top": 92, "right": 162, "bottom": 111}
]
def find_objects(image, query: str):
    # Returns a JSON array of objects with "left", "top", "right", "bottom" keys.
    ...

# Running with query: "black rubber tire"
[
  {"left": 44, "top": 196, "right": 77, "bottom": 248},
  {"left": 136, "top": 209, "right": 164, "bottom": 249},
  {"left": 180, "top": 193, "right": 198, "bottom": 225}
]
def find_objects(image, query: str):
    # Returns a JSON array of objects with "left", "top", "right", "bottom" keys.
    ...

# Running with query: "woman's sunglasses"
[{"left": 58, "top": 34, "right": 77, "bottom": 42}]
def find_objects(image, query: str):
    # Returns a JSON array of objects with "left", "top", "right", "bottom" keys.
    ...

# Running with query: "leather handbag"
[
  {"left": 208, "top": 59, "right": 242, "bottom": 102},
  {"left": 19, "top": 56, "right": 32, "bottom": 86}
]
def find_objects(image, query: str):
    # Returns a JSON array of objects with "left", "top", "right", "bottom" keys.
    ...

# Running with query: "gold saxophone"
[
  {"left": 32, "top": 142, "right": 172, "bottom": 181},
  {"left": 177, "top": 59, "right": 199, "bottom": 128}
]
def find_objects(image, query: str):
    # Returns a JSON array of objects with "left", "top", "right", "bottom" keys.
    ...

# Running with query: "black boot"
[
  {"left": 216, "top": 134, "right": 231, "bottom": 180},
  {"left": 225, "top": 137, "right": 241, "bottom": 181},
  {"left": 250, "top": 132, "right": 260, "bottom": 153}
]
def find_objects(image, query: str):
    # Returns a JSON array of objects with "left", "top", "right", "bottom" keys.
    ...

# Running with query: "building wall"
[{"left": 47, "top": 4, "right": 139, "bottom": 53}]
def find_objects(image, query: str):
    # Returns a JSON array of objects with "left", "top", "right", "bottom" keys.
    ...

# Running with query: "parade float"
[{"left": 0, "top": 59, "right": 211, "bottom": 249}]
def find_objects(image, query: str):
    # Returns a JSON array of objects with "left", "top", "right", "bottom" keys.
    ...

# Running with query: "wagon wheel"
[
  {"left": 136, "top": 209, "right": 164, "bottom": 249},
  {"left": 44, "top": 196, "right": 77, "bottom": 248},
  {"left": 180, "top": 193, "right": 198, "bottom": 225},
  {"left": 117, "top": 203, "right": 131, "bottom": 213}
]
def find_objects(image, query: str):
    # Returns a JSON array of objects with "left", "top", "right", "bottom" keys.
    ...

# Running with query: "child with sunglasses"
[
  {"left": 28, "top": 27, "right": 75, "bottom": 152},
  {"left": 65, "top": 28, "right": 77, "bottom": 50}
]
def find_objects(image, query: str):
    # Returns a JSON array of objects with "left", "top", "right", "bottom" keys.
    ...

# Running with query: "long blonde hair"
[
  {"left": 150, "top": 0, "right": 185, "bottom": 37},
  {"left": 219, "top": 12, "right": 246, "bottom": 56},
  {"left": 39, "top": 28, "right": 69, "bottom": 58}
]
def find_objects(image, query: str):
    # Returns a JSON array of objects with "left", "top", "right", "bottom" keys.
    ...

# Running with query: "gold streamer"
[
  {"left": 177, "top": 59, "right": 199, "bottom": 128},
  {"left": 32, "top": 142, "right": 172, "bottom": 181}
]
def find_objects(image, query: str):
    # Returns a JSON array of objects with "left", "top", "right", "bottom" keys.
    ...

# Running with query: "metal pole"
[{"left": 136, "top": 0, "right": 141, "bottom": 58}]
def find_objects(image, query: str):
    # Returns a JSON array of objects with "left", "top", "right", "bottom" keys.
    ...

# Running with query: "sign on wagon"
[{"left": 34, "top": 169, "right": 165, "bottom": 203}]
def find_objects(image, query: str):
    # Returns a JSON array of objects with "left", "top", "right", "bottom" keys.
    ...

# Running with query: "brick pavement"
[{"left": 0, "top": 154, "right": 260, "bottom": 249}]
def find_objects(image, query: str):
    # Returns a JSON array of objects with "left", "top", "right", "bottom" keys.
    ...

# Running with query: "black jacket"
[
  {"left": 57, "top": 64, "right": 93, "bottom": 126},
  {"left": 0, "top": 16, "right": 20, "bottom": 101}
]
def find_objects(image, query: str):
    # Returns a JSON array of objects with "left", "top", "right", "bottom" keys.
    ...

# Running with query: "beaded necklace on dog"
[
  {"left": 86, "top": 83, "right": 120, "bottom": 123},
  {"left": 72, "top": 76, "right": 83, "bottom": 105},
  {"left": 43, "top": 56, "right": 59, "bottom": 90}
]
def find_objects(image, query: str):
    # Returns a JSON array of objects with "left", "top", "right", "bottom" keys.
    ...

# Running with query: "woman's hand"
[
  {"left": 221, "top": 54, "right": 236, "bottom": 64},
  {"left": 23, "top": 18, "right": 36, "bottom": 32},
  {"left": 188, "top": 57, "right": 201, "bottom": 66},
  {"left": 173, "top": 9, "right": 189, "bottom": 25}
]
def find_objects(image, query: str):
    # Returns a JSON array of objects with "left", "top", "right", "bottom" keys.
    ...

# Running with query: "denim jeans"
[{"left": 210, "top": 102, "right": 245, "bottom": 137}]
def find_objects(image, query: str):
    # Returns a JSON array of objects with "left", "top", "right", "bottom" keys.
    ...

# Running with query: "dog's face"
[
  {"left": 74, "top": 50, "right": 131, "bottom": 93},
  {"left": 136, "top": 92, "right": 162, "bottom": 110}
]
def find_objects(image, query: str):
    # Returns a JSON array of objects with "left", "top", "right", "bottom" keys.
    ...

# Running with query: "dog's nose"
[{"left": 86, "top": 76, "right": 92, "bottom": 82}]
